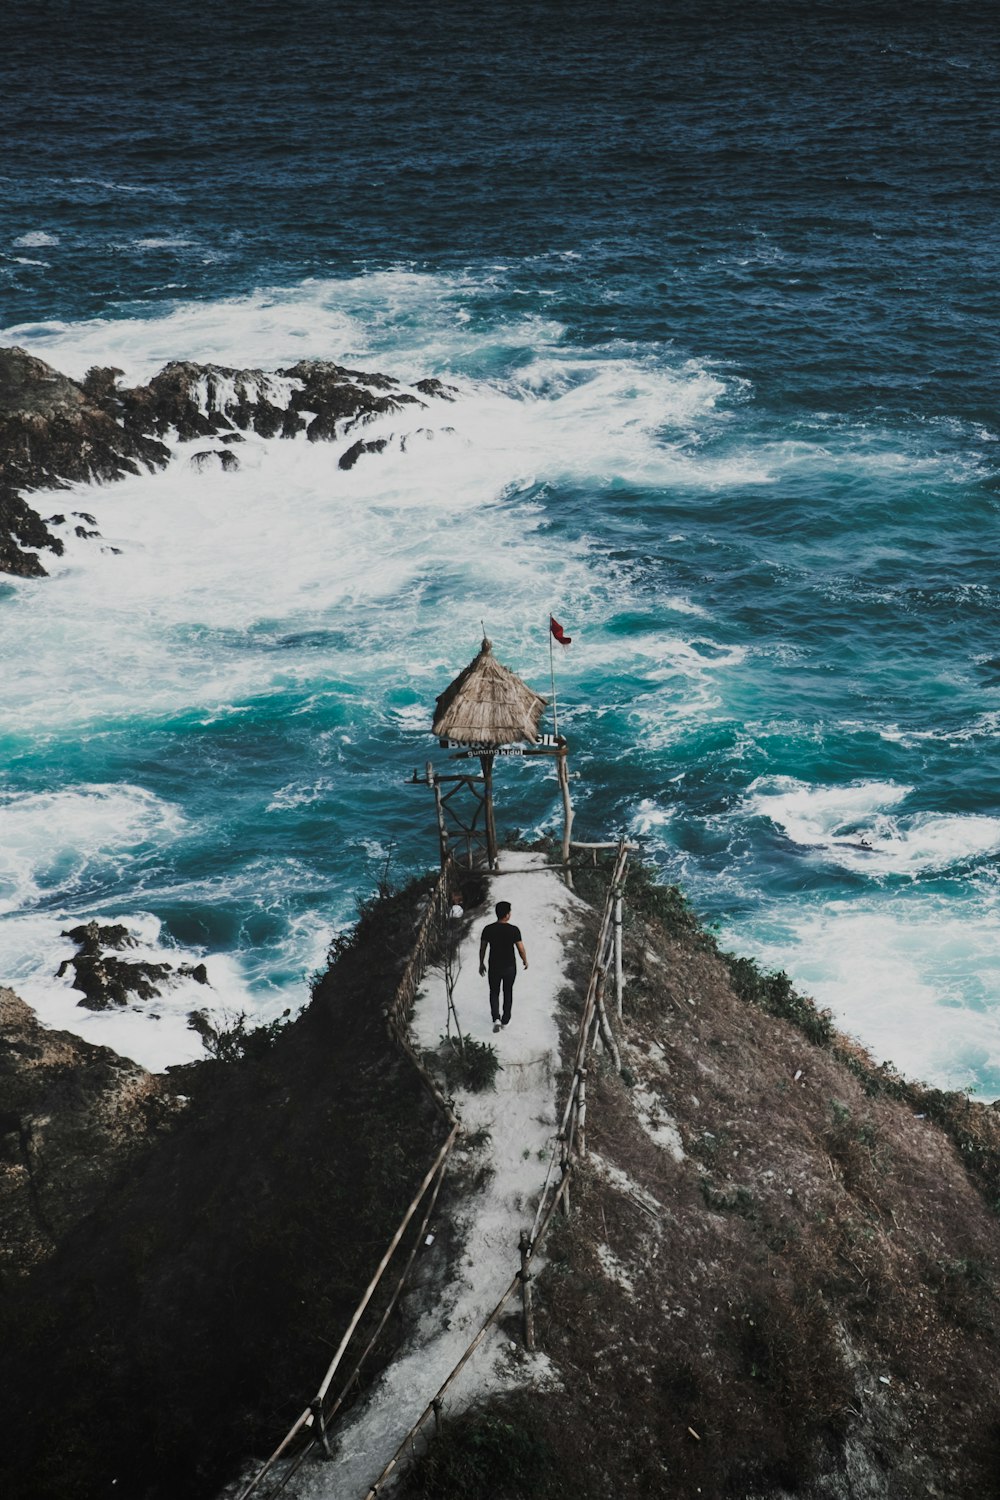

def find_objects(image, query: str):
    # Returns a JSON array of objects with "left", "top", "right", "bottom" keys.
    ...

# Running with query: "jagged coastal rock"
[
  {"left": 0, "top": 347, "right": 169, "bottom": 575},
  {"left": 0, "top": 987, "right": 177, "bottom": 1282},
  {"left": 55, "top": 920, "right": 209, "bottom": 1009},
  {"left": 0, "top": 345, "right": 458, "bottom": 577}
]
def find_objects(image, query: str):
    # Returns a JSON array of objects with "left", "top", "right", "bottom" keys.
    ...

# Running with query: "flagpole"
[{"left": 549, "top": 617, "right": 558, "bottom": 740}]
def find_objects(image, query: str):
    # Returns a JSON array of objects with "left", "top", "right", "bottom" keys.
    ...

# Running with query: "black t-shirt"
[{"left": 481, "top": 921, "right": 522, "bottom": 971}]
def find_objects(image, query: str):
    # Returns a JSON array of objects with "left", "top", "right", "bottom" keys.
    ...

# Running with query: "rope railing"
[{"left": 238, "top": 841, "right": 631, "bottom": 1500}]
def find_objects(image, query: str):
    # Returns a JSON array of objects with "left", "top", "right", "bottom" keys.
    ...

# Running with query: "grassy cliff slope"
[{"left": 397, "top": 866, "right": 1000, "bottom": 1500}]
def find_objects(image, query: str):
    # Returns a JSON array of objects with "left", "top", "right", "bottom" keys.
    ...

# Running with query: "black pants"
[{"left": 488, "top": 965, "right": 516, "bottom": 1024}]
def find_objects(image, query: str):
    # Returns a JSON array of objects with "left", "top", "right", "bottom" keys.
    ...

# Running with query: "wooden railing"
[{"left": 360, "top": 840, "right": 631, "bottom": 1497}]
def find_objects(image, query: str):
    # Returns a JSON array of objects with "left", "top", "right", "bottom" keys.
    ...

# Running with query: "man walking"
[{"left": 479, "top": 900, "right": 528, "bottom": 1033}]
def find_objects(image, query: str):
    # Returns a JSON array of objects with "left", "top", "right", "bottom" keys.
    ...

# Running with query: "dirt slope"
[{"left": 396, "top": 872, "right": 1000, "bottom": 1500}]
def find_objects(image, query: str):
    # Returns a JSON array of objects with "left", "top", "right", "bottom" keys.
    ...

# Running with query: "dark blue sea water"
[{"left": 2, "top": 1, "right": 999, "bottom": 1088}]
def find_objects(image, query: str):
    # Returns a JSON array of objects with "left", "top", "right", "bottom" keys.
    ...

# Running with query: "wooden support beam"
[
  {"left": 479, "top": 754, "right": 498, "bottom": 870},
  {"left": 557, "top": 747, "right": 575, "bottom": 887},
  {"left": 519, "top": 1229, "right": 536, "bottom": 1352},
  {"left": 613, "top": 889, "right": 624, "bottom": 1018},
  {"left": 428, "top": 762, "right": 449, "bottom": 871},
  {"left": 570, "top": 840, "right": 640, "bottom": 851}
]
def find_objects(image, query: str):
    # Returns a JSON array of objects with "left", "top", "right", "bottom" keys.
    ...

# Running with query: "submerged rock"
[
  {"left": 190, "top": 448, "right": 240, "bottom": 472},
  {"left": 339, "top": 436, "right": 390, "bottom": 470},
  {"left": 56, "top": 921, "right": 208, "bottom": 1009}
]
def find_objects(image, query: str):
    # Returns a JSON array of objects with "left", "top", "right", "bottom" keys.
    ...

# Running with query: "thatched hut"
[{"left": 432, "top": 638, "right": 546, "bottom": 747}]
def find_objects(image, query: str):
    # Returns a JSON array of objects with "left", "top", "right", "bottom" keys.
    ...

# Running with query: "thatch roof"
[{"left": 432, "top": 638, "right": 546, "bottom": 746}]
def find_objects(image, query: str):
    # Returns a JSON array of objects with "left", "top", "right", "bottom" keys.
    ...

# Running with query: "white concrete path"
[{"left": 289, "top": 852, "right": 583, "bottom": 1499}]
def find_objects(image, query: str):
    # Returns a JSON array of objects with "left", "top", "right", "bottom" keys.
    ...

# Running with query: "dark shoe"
[
  {"left": 501, "top": 1020, "right": 510, "bottom": 1028},
  {"left": 493, "top": 1022, "right": 501, "bottom": 1033}
]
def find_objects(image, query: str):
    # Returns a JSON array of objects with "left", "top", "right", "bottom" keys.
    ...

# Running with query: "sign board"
[{"left": 440, "top": 734, "right": 560, "bottom": 752}]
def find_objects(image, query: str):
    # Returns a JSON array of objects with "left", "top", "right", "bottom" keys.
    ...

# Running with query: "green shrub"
[
  {"left": 440, "top": 1035, "right": 502, "bottom": 1093},
  {"left": 187, "top": 1007, "right": 291, "bottom": 1063},
  {"left": 724, "top": 955, "right": 834, "bottom": 1046},
  {"left": 399, "top": 1410, "right": 554, "bottom": 1499}
]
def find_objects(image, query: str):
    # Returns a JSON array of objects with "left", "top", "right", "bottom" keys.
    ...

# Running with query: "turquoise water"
[{"left": 1, "top": 5, "right": 999, "bottom": 1089}]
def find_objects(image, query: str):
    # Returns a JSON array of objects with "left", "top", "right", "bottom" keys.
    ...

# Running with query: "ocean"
[{"left": 2, "top": 1, "right": 999, "bottom": 1091}]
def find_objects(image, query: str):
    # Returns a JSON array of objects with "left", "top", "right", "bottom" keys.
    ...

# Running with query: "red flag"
[{"left": 550, "top": 615, "right": 572, "bottom": 646}]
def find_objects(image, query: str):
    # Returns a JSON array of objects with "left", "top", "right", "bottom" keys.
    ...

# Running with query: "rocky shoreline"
[{"left": 0, "top": 345, "right": 456, "bottom": 577}]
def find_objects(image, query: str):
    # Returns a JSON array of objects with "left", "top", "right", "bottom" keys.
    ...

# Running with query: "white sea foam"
[
  {"left": 747, "top": 776, "right": 1000, "bottom": 876},
  {"left": 13, "top": 230, "right": 59, "bottom": 248},
  {"left": 725, "top": 896, "right": 1000, "bottom": 1099},
  {"left": 875, "top": 710, "right": 1000, "bottom": 747},
  {"left": 749, "top": 777, "right": 911, "bottom": 846},
  {"left": 0, "top": 785, "right": 185, "bottom": 915},
  {"left": 1, "top": 908, "right": 284, "bottom": 1073},
  {"left": 131, "top": 237, "right": 197, "bottom": 250}
]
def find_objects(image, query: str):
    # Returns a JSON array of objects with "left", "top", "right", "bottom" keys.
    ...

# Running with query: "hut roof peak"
[{"left": 432, "top": 637, "right": 546, "bottom": 747}]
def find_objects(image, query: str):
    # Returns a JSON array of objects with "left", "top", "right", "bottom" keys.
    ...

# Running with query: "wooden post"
[
  {"left": 479, "top": 753, "right": 498, "bottom": 869},
  {"left": 309, "top": 1400, "right": 333, "bottom": 1461},
  {"left": 519, "top": 1230, "right": 536, "bottom": 1351},
  {"left": 557, "top": 743, "right": 574, "bottom": 888},
  {"left": 595, "top": 969, "right": 622, "bottom": 1074},
  {"left": 613, "top": 888, "right": 624, "bottom": 1018},
  {"left": 577, "top": 1068, "right": 588, "bottom": 1158},
  {"left": 428, "top": 761, "right": 449, "bottom": 870}
]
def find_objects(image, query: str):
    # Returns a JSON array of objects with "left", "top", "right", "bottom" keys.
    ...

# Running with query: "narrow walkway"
[{"left": 290, "top": 853, "right": 583, "bottom": 1498}]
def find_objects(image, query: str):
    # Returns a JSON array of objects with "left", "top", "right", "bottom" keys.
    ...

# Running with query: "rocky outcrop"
[
  {"left": 0, "top": 346, "right": 459, "bottom": 578},
  {"left": 120, "top": 360, "right": 290, "bottom": 441},
  {"left": 56, "top": 921, "right": 209, "bottom": 1009},
  {"left": 190, "top": 448, "right": 240, "bottom": 472},
  {"left": 0, "top": 987, "right": 178, "bottom": 1283},
  {"left": 280, "top": 359, "right": 424, "bottom": 442},
  {"left": 339, "top": 436, "right": 390, "bottom": 470},
  {"left": 0, "top": 347, "right": 170, "bottom": 575}
]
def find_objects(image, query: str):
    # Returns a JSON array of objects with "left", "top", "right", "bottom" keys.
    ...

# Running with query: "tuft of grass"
[
  {"left": 440, "top": 1035, "right": 502, "bottom": 1093},
  {"left": 398, "top": 1409, "right": 555, "bottom": 1499},
  {"left": 723, "top": 954, "right": 834, "bottom": 1046},
  {"left": 187, "top": 1006, "right": 291, "bottom": 1063},
  {"left": 569, "top": 852, "right": 702, "bottom": 942}
]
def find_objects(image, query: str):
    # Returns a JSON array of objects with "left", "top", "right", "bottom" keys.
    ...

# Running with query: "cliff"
[
  {"left": 395, "top": 866, "right": 1000, "bottom": 1500},
  {"left": 0, "top": 987, "right": 178, "bottom": 1284},
  {"left": 0, "top": 884, "right": 445, "bottom": 1500},
  {"left": 2, "top": 865, "right": 999, "bottom": 1500}
]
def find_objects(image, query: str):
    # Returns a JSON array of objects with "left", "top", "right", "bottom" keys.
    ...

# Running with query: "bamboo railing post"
[
  {"left": 594, "top": 969, "right": 622, "bottom": 1073},
  {"left": 309, "top": 1400, "right": 333, "bottom": 1461},
  {"left": 577, "top": 1068, "right": 588, "bottom": 1158},
  {"left": 479, "top": 753, "right": 498, "bottom": 869},
  {"left": 519, "top": 1229, "right": 536, "bottom": 1351},
  {"left": 557, "top": 744, "right": 574, "bottom": 888},
  {"left": 613, "top": 887, "right": 624, "bottom": 1017}
]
